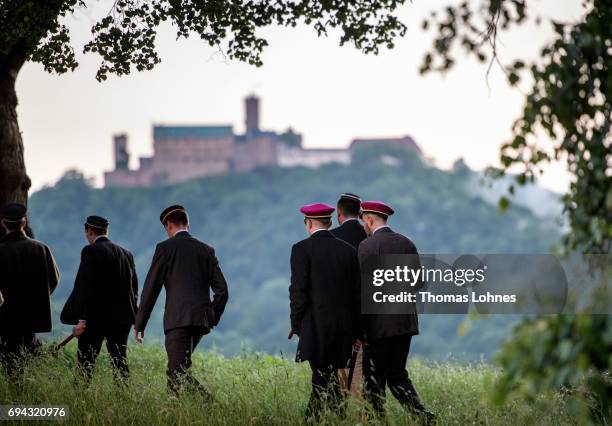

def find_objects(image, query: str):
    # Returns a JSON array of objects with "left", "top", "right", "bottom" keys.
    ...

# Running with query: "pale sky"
[{"left": 16, "top": 0, "right": 585, "bottom": 193}]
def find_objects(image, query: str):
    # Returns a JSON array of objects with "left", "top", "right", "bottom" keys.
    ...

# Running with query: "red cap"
[
  {"left": 360, "top": 201, "right": 394, "bottom": 217},
  {"left": 300, "top": 203, "right": 335, "bottom": 219}
]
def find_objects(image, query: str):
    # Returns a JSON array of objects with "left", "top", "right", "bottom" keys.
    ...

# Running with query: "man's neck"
[{"left": 340, "top": 216, "right": 358, "bottom": 225}]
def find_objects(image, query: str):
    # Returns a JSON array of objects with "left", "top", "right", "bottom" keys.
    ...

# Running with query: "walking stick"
[
  {"left": 346, "top": 348, "right": 358, "bottom": 390},
  {"left": 54, "top": 334, "right": 75, "bottom": 352}
]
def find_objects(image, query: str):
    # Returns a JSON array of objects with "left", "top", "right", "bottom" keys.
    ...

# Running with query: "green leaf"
[{"left": 498, "top": 196, "right": 509, "bottom": 213}]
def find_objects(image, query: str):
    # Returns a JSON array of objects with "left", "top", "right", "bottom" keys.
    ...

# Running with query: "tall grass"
[{"left": 0, "top": 344, "right": 573, "bottom": 425}]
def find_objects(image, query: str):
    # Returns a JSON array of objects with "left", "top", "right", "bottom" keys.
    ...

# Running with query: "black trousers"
[
  {"left": 306, "top": 362, "right": 343, "bottom": 420},
  {"left": 363, "top": 334, "right": 425, "bottom": 413},
  {"left": 165, "top": 326, "right": 210, "bottom": 398},
  {"left": 77, "top": 326, "right": 130, "bottom": 384},
  {"left": 0, "top": 332, "right": 40, "bottom": 385}
]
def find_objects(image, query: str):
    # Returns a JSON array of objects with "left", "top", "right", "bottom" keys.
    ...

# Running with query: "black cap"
[
  {"left": 0, "top": 203, "right": 27, "bottom": 222},
  {"left": 160, "top": 205, "right": 186, "bottom": 224},
  {"left": 85, "top": 215, "right": 109, "bottom": 229},
  {"left": 339, "top": 193, "right": 361, "bottom": 202}
]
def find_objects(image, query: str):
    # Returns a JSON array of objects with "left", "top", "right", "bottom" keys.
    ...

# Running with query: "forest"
[{"left": 28, "top": 142, "right": 560, "bottom": 360}]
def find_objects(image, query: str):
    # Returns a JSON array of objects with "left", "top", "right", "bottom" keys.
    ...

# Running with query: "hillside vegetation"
[
  {"left": 0, "top": 345, "right": 573, "bottom": 425},
  {"left": 28, "top": 143, "right": 561, "bottom": 359}
]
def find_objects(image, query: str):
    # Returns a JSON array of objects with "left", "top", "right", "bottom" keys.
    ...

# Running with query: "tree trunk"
[{"left": 0, "top": 40, "right": 30, "bottom": 208}]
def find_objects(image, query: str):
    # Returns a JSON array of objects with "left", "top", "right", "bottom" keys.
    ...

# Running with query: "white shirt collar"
[
  {"left": 372, "top": 225, "right": 389, "bottom": 235},
  {"left": 93, "top": 234, "right": 107, "bottom": 243},
  {"left": 342, "top": 217, "right": 359, "bottom": 224},
  {"left": 173, "top": 229, "right": 189, "bottom": 237},
  {"left": 310, "top": 228, "right": 329, "bottom": 236}
]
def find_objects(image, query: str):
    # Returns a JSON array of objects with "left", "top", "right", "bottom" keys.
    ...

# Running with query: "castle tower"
[
  {"left": 245, "top": 95, "right": 260, "bottom": 137},
  {"left": 113, "top": 133, "right": 130, "bottom": 170}
]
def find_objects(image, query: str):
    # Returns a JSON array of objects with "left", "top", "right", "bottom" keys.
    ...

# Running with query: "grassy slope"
[{"left": 0, "top": 344, "right": 571, "bottom": 425}]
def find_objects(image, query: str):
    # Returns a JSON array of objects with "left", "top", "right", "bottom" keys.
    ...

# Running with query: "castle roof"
[
  {"left": 349, "top": 135, "right": 421, "bottom": 153},
  {"left": 154, "top": 125, "right": 234, "bottom": 140}
]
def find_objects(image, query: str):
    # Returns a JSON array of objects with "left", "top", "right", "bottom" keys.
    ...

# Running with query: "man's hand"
[
  {"left": 73, "top": 320, "right": 87, "bottom": 338},
  {"left": 134, "top": 328, "right": 144, "bottom": 344}
]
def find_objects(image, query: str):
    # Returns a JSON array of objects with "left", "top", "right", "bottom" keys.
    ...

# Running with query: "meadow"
[{"left": 0, "top": 344, "right": 574, "bottom": 425}]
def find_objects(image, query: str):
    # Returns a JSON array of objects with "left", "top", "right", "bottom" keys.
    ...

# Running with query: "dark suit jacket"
[
  {"left": 330, "top": 219, "right": 367, "bottom": 249},
  {"left": 358, "top": 227, "right": 420, "bottom": 339},
  {"left": 60, "top": 237, "right": 138, "bottom": 330},
  {"left": 0, "top": 231, "right": 59, "bottom": 333},
  {"left": 290, "top": 230, "right": 360, "bottom": 368},
  {"left": 135, "top": 231, "right": 229, "bottom": 334}
]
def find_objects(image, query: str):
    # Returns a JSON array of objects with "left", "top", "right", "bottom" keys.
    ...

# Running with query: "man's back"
[
  {"left": 331, "top": 219, "right": 367, "bottom": 249},
  {"left": 358, "top": 227, "right": 420, "bottom": 339},
  {"left": 61, "top": 237, "right": 138, "bottom": 328},
  {"left": 136, "top": 232, "right": 229, "bottom": 333},
  {"left": 0, "top": 231, "right": 59, "bottom": 333},
  {"left": 290, "top": 230, "right": 360, "bottom": 367}
]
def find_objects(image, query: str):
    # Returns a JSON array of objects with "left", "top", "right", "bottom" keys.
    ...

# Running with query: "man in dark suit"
[
  {"left": 135, "top": 205, "right": 229, "bottom": 398},
  {"left": 60, "top": 216, "right": 138, "bottom": 384},
  {"left": 289, "top": 203, "right": 361, "bottom": 420},
  {"left": 330, "top": 192, "right": 367, "bottom": 396},
  {"left": 331, "top": 193, "right": 367, "bottom": 250},
  {"left": 358, "top": 201, "right": 435, "bottom": 422},
  {"left": 0, "top": 203, "right": 59, "bottom": 384}
]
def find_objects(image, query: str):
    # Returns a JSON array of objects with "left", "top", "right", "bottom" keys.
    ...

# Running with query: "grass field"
[{"left": 0, "top": 344, "right": 574, "bottom": 425}]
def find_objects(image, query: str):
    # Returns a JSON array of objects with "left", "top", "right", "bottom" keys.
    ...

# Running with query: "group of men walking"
[
  {"left": 0, "top": 193, "right": 434, "bottom": 422},
  {"left": 0, "top": 203, "right": 228, "bottom": 397},
  {"left": 290, "top": 193, "right": 434, "bottom": 422}
]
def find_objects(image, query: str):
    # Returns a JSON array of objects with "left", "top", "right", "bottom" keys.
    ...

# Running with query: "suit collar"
[
  {"left": 310, "top": 229, "right": 333, "bottom": 238},
  {"left": 340, "top": 218, "right": 360, "bottom": 228},
  {"left": 373, "top": 226, "right": 392, "bottom": 235},
  {"left": 0, "top": 230, "right": 27, "bottom": 243},
  {"left": 93, "top": 235, "right": 110, "bottom": 244},
  {"left": 173, "top": 231, "right": 191, "bottom": 238}
]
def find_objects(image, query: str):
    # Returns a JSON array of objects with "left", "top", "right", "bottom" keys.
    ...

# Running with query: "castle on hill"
[{"left": 104, "top": 95, "right": 420, "bottom": 187}]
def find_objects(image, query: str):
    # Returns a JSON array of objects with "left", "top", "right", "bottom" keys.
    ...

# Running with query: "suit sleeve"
[
  {"left": 129, "top": 252, "right": 139, "bottom": 308},
  {"left": 289, "top": 244, "right": 309, "bottom": 334},
  {"left": 45, "top": 245, "right": 60, "bottom": 295},
  {"left": 135, "top": 244, "right": 166, "bottom": 332},
  {"left": 76, "top": 246, "right": 96, "bottom": 321},
  {"left": 412, "top": 248, "right": 425, "bottom": 291},
  {"left": 357, "top": 241, "right": 370, "bottom": 340},
  {"left": 357, "top": 240, "right": 369, "bottom": 265},
  {"left": 210, "top": 249, "right": 229, "bottom": 326},
  {"left": 351, "top": 251, "right": 362, "bottom": 340}
]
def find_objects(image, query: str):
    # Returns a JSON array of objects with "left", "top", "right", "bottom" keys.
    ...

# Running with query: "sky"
[{"left": 16, "top": 0, "right": 586, "bottom": 193}]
